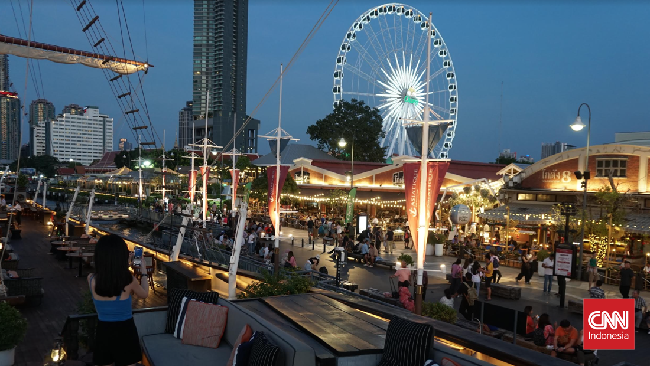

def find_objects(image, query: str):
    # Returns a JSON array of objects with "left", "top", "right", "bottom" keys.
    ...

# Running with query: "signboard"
[
  {"left": 555, "top": 247, "right": 573, "bottom": 277},
  {"left": 345, "top": 188, "right": 356, "bottom": 224},
  {"left": 357, "top": 214, "right": 368, "bottom": 233}
]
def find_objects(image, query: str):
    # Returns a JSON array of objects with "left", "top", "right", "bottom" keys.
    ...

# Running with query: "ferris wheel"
[{"left": 332, "top": 4, "right": 457, "bottom": 158}]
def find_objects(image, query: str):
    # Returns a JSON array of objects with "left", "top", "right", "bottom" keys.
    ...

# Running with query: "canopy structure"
[{"left": 0, "top": 34, "right": 151, "bottom": 75}]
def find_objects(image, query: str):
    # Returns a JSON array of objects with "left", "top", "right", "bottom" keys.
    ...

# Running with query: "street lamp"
[
  {"left": 338, "top": 137, "right": 353, "bottom": 190},
  {"left": 571, "top": 103, "right": 591, "bottom": 282}
]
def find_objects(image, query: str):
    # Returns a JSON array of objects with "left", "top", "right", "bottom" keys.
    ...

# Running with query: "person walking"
[
  {"left": 619, "top": 261, "right": 635, "bottom": 298},
  {"left": 450, "top": 258, "right": 462, "bottom": 295},
  {"left": 491, "top": 253, "right": 502, "bottom": 283},
  {"left": 386, "top": 227, "right": 394, "bottom": 254},
  {"left": 404, "top": 227, "right": 411, "bottom": 250},
  {"left": 484, "top": 253, "right": 494, "bottom": 301},
  {"left": 632, "top": 290, "right": 650, "bottom": 333},
  {"left": 588, "top": 252, "right": 599, "bottom": 290},
  {"left": 88, "top": 234, "right": 149, "bottom": 366},
  {"left": 459, "top": 273, "right": 477, "bottom": 320},
  {"left": 516, "top": 253, "right": 532, "bottom": 284},
  {"left": 542, "top": 253, "right": 555, "bottom": 294},
  {"left": 471, "top": 260, "right": 483, "bottom": 294}
]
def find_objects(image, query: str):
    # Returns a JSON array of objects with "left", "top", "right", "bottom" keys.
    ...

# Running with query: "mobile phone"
[{"left": 134, "top": 246, "right": 143, "bottom": 259}]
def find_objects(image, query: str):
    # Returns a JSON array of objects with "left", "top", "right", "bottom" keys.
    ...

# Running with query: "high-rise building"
[
  {"left": 541, "top": 142, "right": 575, "bottom": 159},
  {"left": 0, "top": 56, "right": 20, "bottom": 162},
  {"left": 0, "top": 92, "right": 21, "bottom": 161},
  {"left": 0, "top": 55, "right": 9, "bottom": 92},
  {"left": 62, "top": 103, "right": 85, "bottom": 115},
  {"left": 46, "top": 106, "right": 113, "bottom": 165},
  {"left": 193, "top": 0, "right": 257, "bottom": 152},
  {"left": 190, "top": 115, "right": 259, "bottom": 153},
  {"left": 118, "top": 138, "right": 133, "bottom": 151},
  {"left": 178, "top": 101, "right": 194, "bottom": 149},
  {"left": 29, "top": 99, "right": 55, "bottom": 156}
]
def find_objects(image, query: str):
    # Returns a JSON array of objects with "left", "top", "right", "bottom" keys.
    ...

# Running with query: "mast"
[
  {"left": 202, "top": 91, "right": 210, "bottom": 228},
  {"left": 274, "top": 64, "right": 283, "bottom": 274},
  {"left": 232, "top": 112, "right": 237, "bottom": 218},
  {"left": 138, "top": 134, "right": 143, "bottom": 213}
]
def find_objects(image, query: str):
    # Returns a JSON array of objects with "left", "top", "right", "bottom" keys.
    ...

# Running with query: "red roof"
[
  {"left": 447, "top": 160, "right": 506, "bottom": 180},
  {"left": 311, "top": 159, "right": 388, "bottom": 175},
  {"left": 87, "top": 151, "right": 119, "bottom": 173},
  {"left": 57, "top": 168, "right": 74, "bottom": 175}
]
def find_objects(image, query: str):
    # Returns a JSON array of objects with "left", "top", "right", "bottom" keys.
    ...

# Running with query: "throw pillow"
[
  {"left": 173, "top": 297, "right": 191, "bottom": 339},
  {"left": 378, "top": 316, "right": 433, "bottom": 366},
  {"left": 181, "top": 301, "right": 229, "bottom": 348},
  {"left": 233, "top": 332, "right": 258, "bottom": 366},
  {"left": 227, "top": 324, "right": 253, "bottom": 366},
  {"left": 441, "top": 358, "right": 462, "bottom": 366},
  {"left": 248, "top": 332, "right": 280, "bottom": 366},
  {"left": 165, "top": 288, "right": 219, "bottom": 333}
]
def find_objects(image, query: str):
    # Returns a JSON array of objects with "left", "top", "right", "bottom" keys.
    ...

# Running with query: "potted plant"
[
  {"left": 0, "top": 302, "right": 28, "bottom": 366},
  {"left": 427, "top": 232, "right": 446, "bottom": 257},
  {"left": 397, "top": 253, "right": 414, "bottom": 268},
  {"left": 422, "top": 302, "right": 458, "bottom": 324},
  {"left": 536, "top": 249, "right": 550, "bottom": 277}
]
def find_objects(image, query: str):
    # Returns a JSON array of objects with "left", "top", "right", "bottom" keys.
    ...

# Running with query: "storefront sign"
[
  {"left": 555, "top": 247, "right": 573, "bottom": 277},
  {"left": 541, "top": 169, "right": 572, "bottom": 183}
]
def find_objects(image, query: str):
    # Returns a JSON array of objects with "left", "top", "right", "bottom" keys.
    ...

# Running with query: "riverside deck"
[{"left": 7, "top": 219, "right": 166, "bottom": 366}]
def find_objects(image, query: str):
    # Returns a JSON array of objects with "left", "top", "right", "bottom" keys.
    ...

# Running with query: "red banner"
[
  {"left": 267, "top": 165, "right": 290, "bottom": 231},
  {"left": 230, "top": 169, "right": 240, "bottom": 198},
  {"left": 188, "top": 170, "right": 197, "bottom": 202},
  {"left": 403, "top": 161, "right": 450, "bottom": 249}
]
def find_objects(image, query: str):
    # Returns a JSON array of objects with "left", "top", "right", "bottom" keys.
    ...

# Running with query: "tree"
[
  {"left": 249, "top": 172, "right": 298, "bottom": 202},
  {"left": 10, "top": 155, "right": 60, "bottom": 177},
  {"left": 17, "top": 174, "right": 29, "bottom": 189},
  {"left": 307, "top": 99, "right": 386, "bottom": 162}
]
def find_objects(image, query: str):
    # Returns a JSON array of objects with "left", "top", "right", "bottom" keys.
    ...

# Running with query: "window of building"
[
  {"left": 596, "top": 159, "right": 627, "bottom": 178},
  {"left": 536, "top": 194, "right": 556, "bottom": 202},
  {"left": 393, "top": 171, "right": 404, "bottom": 185},
  {"left": 517, "top": 193, "right": 536, "bottom": 201}
]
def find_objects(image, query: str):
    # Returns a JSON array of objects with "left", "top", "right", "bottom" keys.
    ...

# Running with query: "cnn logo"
[
  {"left": 584, "top": 299, "right": 634, "bottom": 350},
  {"left": 588, "top": 311, "right": 628, "bottom": 330}
]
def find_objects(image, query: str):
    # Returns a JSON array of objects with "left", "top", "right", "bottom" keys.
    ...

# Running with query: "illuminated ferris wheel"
[{"left": 332, "top": 4, "right": 458, "bottom": 158}]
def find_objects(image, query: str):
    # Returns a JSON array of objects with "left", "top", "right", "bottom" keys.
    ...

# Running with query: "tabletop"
[
  {"left": 262, "top": 293, "right": 387, "bottom": 355},
  {"left": 67, "top": 253, "right": 94, "bottom": 258},
  {"left": 57, "top": 247, "right": 80, "bottom": 251}
]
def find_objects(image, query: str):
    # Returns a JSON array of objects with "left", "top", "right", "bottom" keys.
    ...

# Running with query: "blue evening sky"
[{"left": 1, "top": 0, "right": 649, "bottom": 162}]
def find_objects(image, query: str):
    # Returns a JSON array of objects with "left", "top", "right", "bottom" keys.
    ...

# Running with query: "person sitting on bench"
[{"left": 365, "top": 242, "right": 378, "bottom": 267}]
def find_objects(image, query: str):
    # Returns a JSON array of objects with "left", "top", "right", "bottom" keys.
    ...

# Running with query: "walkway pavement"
[{"left": 273, "top": 226, "right": 648, "bottom": 366}]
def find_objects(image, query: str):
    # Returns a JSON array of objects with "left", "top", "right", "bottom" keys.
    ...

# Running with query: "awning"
[
  {"left": 478, "top": 203, "right": 555, "bottom": 225},
  {"left": 623, "top": 214, "right": 650, "bottom": 234}
]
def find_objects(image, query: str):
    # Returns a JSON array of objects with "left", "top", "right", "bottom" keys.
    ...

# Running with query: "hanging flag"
[
  {"left": 188, "top": 170, "right": 197, "bottom": 202},
  {"left": 244, "top": 182, "right": 252, "bottom": 202},
  {"left": 230, "top": 169, "right": 240, "bottom": 198},
  {"left": 267, "top": 165, "right": 289, "bottom": 230},
  {"left": 345, "top": 188, "right": 357, "bottom": 224},
  {"left": 403, "top": 161, "right": 450, "bottom": 248}
]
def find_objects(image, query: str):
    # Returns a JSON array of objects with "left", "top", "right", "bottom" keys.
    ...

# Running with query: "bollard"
[
  {"left": 301, "top": 238, "right": 304, "bottom": 247},
  {"left": 312, "top": 239, "right": 315, "bottom": 251},
  {"left": 291, "top": 237, "right": 294, "bottom": 246},
  {"left": 323, "top": 239, "right": 326, "bottom": 253}
]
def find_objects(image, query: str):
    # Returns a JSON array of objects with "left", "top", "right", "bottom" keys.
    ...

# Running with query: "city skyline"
[{"left": 0, "top": 1, "right": 649, "bottom": 162}]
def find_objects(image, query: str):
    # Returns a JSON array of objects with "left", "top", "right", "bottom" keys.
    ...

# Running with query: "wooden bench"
[
  {"left": 359, "top": 288, "right": 403, "bottom": 308},
  {"left": 4, "top": 277, "right": 44, "bottom": 305},
  {"left": 489, "top": 283, "right": 521, "bottom": 300},
  {"left": 0, "top": 295, "right": 26, "bottom": 305},
  {"left": 346, "top": 253, "right": 396, "bottom": 269},
  {"left": 568, "top": 299, "right": 583, "bottom": 314},
  {"left": 163, "top": 260, "right": 212, "bottom": 293}
]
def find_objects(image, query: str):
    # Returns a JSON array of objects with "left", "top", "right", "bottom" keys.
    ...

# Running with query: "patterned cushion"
[
  {"left": 248, "top": 332, "right": 279, "bottom": 366},
  {"left": 378, "top": 316, "right": 433, "bottom": 366},
  {"left": 173, "top": 297, "right": 191, "bottom": 339},
  {"left": 233, "top": 332, "right": 258, "bottom": 366},
  {"left": 181, "top": 301, "right": 229, "bottom": 348},
  {"left": 165, "top": 288, "right": 219, "bottom": 333},
  {"left": 227, "top": 324, "right": 253, "bottom": 366}
]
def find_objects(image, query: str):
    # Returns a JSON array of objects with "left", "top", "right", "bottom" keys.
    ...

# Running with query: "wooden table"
[
  {"left": 67, "top": 253, "right": 94, "bottom": 277},
  {"left": 163, "top": 261, "right": 212, "bottom": 293},
  {"left": 58, "top": 247, "right": 81, "bottom": 268},
  {"left": 262, "top": 293, "right": 388, "bottom": 356}
]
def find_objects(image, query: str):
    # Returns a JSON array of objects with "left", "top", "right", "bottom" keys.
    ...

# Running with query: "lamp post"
[
  {"left": 338, "top": 137, "right": 354, "bottom": 191},
  {"left": 571, "top": 103, "right": 591, "bottom": 281}
]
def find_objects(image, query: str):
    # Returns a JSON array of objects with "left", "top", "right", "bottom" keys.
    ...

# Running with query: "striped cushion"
[
  {"left": 173, "top": 296, "right": 191, "bottom": 339},
  {"left": 378, "top": 316, "right": 433, "bottom": 366},
  {"left": 165, "top": 288, "right": 219, "bottom": 333},
  {"left": 248, "top": 332, "right": 279, "bottom": 366},
  {"left": 180, "top": 301, "right": 229, "bottom": 348}
]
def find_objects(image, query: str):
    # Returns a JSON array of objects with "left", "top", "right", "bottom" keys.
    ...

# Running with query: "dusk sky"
[{"left": 1, "top": 0, "right": 649, "bottom": 162}]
